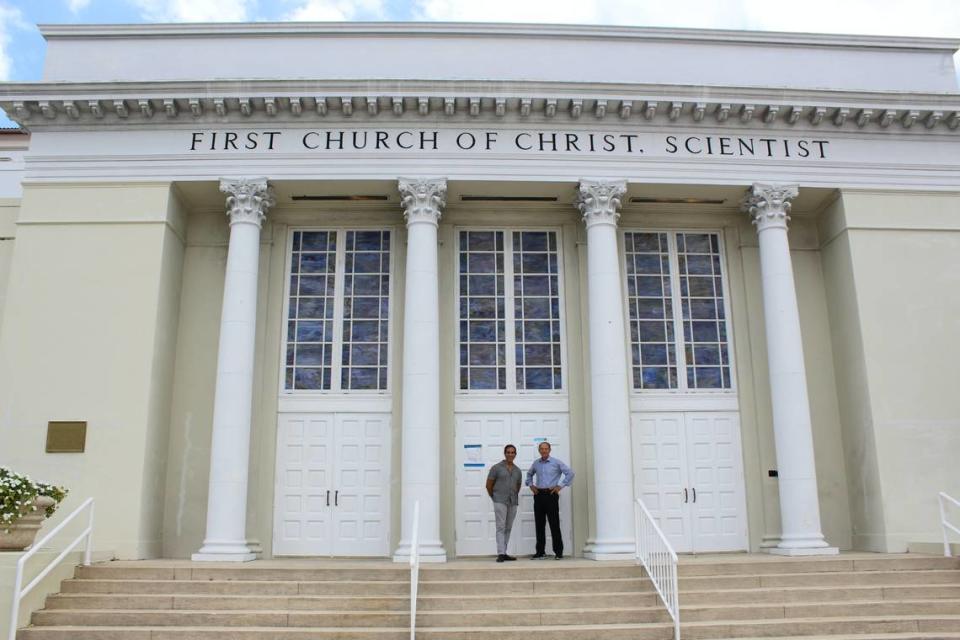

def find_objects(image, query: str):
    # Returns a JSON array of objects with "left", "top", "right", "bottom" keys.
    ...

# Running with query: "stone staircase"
[{"left": 14, "top": 553, "right": 960, "bottom": 639}]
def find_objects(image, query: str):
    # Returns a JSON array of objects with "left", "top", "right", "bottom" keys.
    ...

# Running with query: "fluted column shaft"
[
  {"left": 194, "top": 178, "right": 273, "bottom": 562},
  {"left": 393, "top": 178, "right": 447, "bottom": 563},
  {"left": 577, "top": 179, "right": 636, "bottom": 560},
  {"left": 743, "top": 183, "right": 836, "bottom": 556}
]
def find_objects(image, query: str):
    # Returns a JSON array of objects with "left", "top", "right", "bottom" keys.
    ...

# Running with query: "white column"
[
  {"left": 193, "top": 178, "right": 274, "bottom": 562},
  {"left": 743, "top": 183, "right": 837, "bottom": 556},
  {"left": 577, "top": 179, "right": 636, "bottom": 560},
  {"left": 393, "top": 177, "right": 447, "bottom": 563}
]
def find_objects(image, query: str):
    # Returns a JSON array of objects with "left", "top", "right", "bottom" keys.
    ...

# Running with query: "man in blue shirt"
[{"left": 525, "top": 441, "right": 575, "bottom": 559}]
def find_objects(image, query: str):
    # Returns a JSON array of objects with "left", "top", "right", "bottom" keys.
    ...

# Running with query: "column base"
[
  {"left": 191, "top": 551, "right": 258, "bottom": 562},
  {"left": 582, "top": 538, "right": 636, "bottom": 561},
  {"left": 765, "top": 546, "right": 839, "bottom": 557},
  {"left": 393, "top": 540, "right": 447, "bottom": 563},
  {"left": 760, "top": 534, "right": 781, "bottom": 548},
  {"left": 192, "top": 540, "right": 258, "bottom": 562}
]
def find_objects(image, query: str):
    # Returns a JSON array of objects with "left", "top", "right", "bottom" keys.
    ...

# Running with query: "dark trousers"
[{"left": 533, "top": 491, "right": 563, "bottom": 556}]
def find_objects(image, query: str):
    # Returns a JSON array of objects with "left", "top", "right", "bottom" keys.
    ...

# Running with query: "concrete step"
[
  {"left": 31, "top": 607, "right": 675, "bottom": 628},
  {"left": 59, "top": 576, "right": 655, "bottom": 596},
  {"left": 45, "top": 591, "right": 659, "bottom": 611},
  {"left": 680, "top": 615, "right": 960, "bottom": 639},
  {"left": 680, "top": 600, "right": 960, "bottom": 622},
  {"left": 677, "top": 556, "right": 960, "bottom": 577},
  {"left": 682, "top": 584, "right": 960, "bottom": 605},
  {"left": 679, "top": 569, "right": 960, "bottom": 591},
  {"left": 17, "top": 623, "right": 676, "bottom": 640},
  {"left": 74, "top": 566, "right": 410, "bottom": 582}
]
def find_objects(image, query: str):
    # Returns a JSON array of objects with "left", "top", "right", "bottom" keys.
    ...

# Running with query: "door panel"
[
  {"left": 631, "top": 413, "right": 692, "bottom": 552},
  {"left": 631, "top": 410, "right": 747, "bottom": 553},
  {"left": 686, "top": 413, "right": 747, "bottom": 552},
  {"left": 274, "top": 414, "right": 334, "bottom": 555},
  {"left": 455, "top": 413, "right": 572, "bottom": 556},
  {"left": 273, "top": 412, "right": 390, "bottom": 556}
]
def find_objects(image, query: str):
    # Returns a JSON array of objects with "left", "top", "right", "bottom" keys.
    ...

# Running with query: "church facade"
[{"left": 0, "top": 22, "right": 958, "bottom": 561}]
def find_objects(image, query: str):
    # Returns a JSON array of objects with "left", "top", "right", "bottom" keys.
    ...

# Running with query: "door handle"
[
  {"left": 692, "top": 488, "right": 696, "bottom": 503},
  {"left": 335, "top": 490, "right": 339, "bottom": 506},
  {"left": 684, "top": 488, "right": 688, "bottom": 503},
  {"left": 326, "top": 490, "right": 330, "bottom": 507}
]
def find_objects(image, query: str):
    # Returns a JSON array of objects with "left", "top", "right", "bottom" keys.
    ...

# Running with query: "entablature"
[{"left": 3, "top": 80, "right": 959, "bottom": 133}]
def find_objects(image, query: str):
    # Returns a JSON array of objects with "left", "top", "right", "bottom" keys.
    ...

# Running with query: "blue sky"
[{"left": 1, "top": 0, "right": 959, "bottom": 126}]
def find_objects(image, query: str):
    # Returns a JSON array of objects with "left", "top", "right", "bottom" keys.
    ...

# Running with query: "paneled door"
[
  {"left": 455, "top": 413, "right": 572, "bottom": 556},
  {"left": 631, "top": 411, "right": 747, "bottom": 553},
  {"left": 273, "top": 413, "right": 390, "bottom": 556}
]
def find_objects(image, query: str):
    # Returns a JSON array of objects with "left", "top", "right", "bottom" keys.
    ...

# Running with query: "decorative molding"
[
  {"left": 398, "top": 177, "right": 446, "bottom": 227},
  {"left": 220, "top": 177, "right": 274, "bottom": 228},
  {"left": 576, "top": 178, "right": 627, "bottom": 228},
  {"left": 2, "top": 91, "right": 957, "bottom": 133},
  {"left": 741, "top": 183, "right": 798, "bottom": 232}
]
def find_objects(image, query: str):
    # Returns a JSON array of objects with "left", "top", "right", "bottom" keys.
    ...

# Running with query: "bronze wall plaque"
[{"left": 45, "top": 421, "right": 87, "bottom": 453}]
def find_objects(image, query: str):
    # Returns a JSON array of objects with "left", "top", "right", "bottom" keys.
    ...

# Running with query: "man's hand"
[
  {"left": 551, "top": 486, "right": 562, "bottom": 495},
  {"left": 530, "top": 486, "right": 539, "bottom": 495}
]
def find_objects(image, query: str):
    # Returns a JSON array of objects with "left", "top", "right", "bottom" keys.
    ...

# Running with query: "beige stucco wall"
[
  {"left": 0, "top": 182, "right": 186, "bottom": 559},
  {"left": 0, "top": 198, "right": 18, "bottom": 336},
  {"left": 821, "top": 190, "right": 960, "bottom": 552}
]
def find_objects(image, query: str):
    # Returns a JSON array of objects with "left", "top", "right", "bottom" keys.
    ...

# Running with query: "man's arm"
[
  {"left": 525, "top": 464, "right": 538, "bottom": 494},
  {"left": 559, "top": 460, "right": 575, "bottom": 487},
  {"left": 485, "top": 477, "right": 495, "bottom": 498}
]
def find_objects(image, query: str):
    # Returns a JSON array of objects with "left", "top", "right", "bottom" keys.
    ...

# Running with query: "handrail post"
[
  {"left": 84, "top": 500, "right": 94, "bottom": 566},
  {"left": 942, "top": 493, "right": 951, "bottom": 558}
]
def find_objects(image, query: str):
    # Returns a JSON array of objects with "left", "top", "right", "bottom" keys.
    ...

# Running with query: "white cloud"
[
  {"left": 284, "top": 0, "right": 386, "bottom": 21},
  {"left": 66, "top": 0, "right": 92, "bottom": 13},
  {"left": 0, "top": 3, "right": 27, "bottom": 82},
  {"left": 131, "top": 0, "right": 253, "bottom": 22}
]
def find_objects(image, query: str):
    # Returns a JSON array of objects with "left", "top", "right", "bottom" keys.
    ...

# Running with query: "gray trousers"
[{"left": 493, "top": 502, "right": 518, "bottom": 555}]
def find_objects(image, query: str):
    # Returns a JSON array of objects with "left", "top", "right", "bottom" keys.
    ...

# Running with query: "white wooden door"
[
  {"left": 274, "top": 412, "right": 391, "bottom": 556},
  {"left": 686, "top": 413, "right": 747, "bottom": 552},
  {"left": 631, "top": 411, "right": 747, "bottom": 553},
  {"left": 455, "top": 413, "right": 572, "bottom": 556},
  {"left": 274, "top": 414, "right": 335, "bottom": 555},
  {"left": 632, "top": 413, "right": 693, "bottom": 552}
]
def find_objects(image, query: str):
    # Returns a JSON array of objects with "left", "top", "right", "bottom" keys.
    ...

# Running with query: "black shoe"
[
  {"left": 531, "top": 553, "right": 546, "bottom": 560},
  {"left": 504, "top": 555, "right": 517, "bottom": 561},
  {"left": 555, "top": 554, "right": 563, "bottom": 560},
  {"left": 496, "top": 554, "right": 506, "bottom": 563}
]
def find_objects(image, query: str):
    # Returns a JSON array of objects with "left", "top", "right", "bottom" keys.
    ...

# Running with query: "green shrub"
[{"left": 0, "top": 467, "right": 68, "bottom": 533}]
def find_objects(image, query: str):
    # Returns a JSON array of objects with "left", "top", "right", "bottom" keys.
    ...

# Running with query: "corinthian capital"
[
  {"left": 220, "top": 178, "right": 274, "bottom": 228},
  {"left": 576, "top": 179, "right": 627, "bottom": 228},
  {"left": 741, "top": 183, "right": 798, "bottom": 232},
  {"left": 398, "top": 178, "right": 447, "bottom": 227}
]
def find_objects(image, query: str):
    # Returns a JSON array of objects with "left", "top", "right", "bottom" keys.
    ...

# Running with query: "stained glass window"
[
  {"left": 285, "top": 229, "right": 391, "bottom": 392},
  {"left": 624, "top": 231, "right": 732, "bottom": 391},
  {"left": 458, "top": 229, "right": 563, "bottom": 392}
]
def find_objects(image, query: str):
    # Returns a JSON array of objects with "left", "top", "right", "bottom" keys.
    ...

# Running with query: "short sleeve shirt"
[{"left": 487, "top": 461, "right": 522, "bottom": 506}]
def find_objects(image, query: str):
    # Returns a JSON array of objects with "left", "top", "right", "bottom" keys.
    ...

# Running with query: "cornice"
[
  {"left": 2, "top": 80, "right": 958, "bottom": 133},
  {"left": 37, "top": 22, "right": 960, "bottom": 52}
]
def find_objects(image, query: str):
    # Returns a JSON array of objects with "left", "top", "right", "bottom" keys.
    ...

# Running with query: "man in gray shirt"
[{"left": 486, "top": 444, "right": 523, "bottom": 562}]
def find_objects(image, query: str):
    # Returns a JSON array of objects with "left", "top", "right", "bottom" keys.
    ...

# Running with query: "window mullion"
[
  {"left": 667, "top": 232, "right": 688, "bottom": 391},
  {"left": 331, "top": 229, "right": 348, "bottom": 392},
  {"left": 504, "top": 231, "right": 517, "bottom": 392}
]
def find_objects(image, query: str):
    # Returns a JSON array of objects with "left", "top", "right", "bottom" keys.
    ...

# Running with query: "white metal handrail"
[
  {"left": 409, "top": 500, "right": 420, "bottom": 640},
  {"left": 7, "top": 497, "right": 95, "bottom": 640},
  {"left": 939, "top": 492, "right": 960, "bottom": 558},
  {"left": 635, "top": 498, "right": 680, "bottom": 640}
]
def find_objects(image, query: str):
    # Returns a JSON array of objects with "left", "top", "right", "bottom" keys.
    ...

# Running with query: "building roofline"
[{"left": 37, "top": 21, "right": 960, "bottom": 52}]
